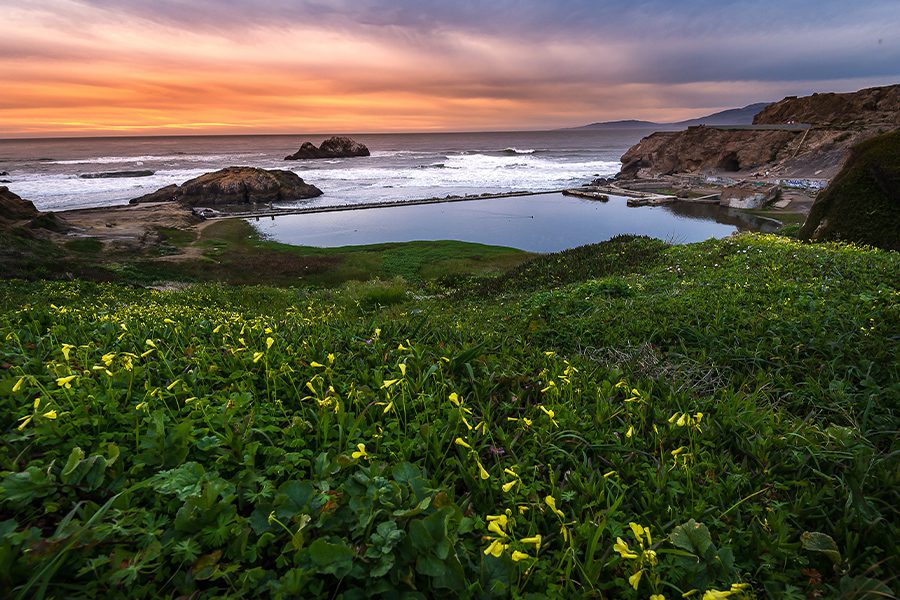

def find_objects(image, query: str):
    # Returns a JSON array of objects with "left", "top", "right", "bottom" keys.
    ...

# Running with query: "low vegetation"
[{"left": 0, "top": 234, "right": 897, "bottom": 598}]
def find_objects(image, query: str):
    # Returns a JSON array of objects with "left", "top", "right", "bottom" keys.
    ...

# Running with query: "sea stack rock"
[
  {"left": 130, "top": 167, "right": 323, "bottom": 207},
  {"left": 285, "top": 136, "right": 370, "bottom": 160}
]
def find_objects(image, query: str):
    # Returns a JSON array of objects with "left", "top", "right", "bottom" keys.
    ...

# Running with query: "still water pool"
[{"left": 250, "top": 193, "right": 780, "bottom": 253}]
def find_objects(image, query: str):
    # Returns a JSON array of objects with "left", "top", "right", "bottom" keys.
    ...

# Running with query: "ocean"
[{"left": 0, "top": 130, "right": 652, "bottom": 212}]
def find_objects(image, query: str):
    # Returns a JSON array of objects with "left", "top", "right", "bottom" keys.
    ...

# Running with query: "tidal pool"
[{"left": 250, "top": 193, "right": 780, "bottom": 253}]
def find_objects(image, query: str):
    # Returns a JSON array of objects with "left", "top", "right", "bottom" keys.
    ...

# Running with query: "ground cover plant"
[{"left": 0, "top": 233, "right": 897, "bottom": 598}]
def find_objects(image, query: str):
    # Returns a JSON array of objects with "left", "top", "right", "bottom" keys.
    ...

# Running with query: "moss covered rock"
[{"left": 800, "top": 131, "right": 900, "bottom": 251}]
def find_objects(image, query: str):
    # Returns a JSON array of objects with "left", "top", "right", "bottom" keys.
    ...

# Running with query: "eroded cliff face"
[
  {"left": 618, "top": 84, "right": 900, "bottom": 181},
  {"left": 754, "top": 85, "right": 900, "bottom": 128}
]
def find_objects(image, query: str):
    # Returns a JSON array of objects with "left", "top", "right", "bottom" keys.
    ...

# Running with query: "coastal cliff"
[{"left": 618, "top": 84, "right": 900, "bottom": 180}]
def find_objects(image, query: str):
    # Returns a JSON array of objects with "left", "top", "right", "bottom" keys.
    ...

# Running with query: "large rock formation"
[
  {"left": 799, "top": 130, "right": 900, "bottom": 251},
  {"left": 0, "top": 186, "right": 66, "bottom": 232},
  {"left": 618, "top": 84, "right": 900, "bottom": 181},
  {"left": 130, "top": 167, "right": 323, "bottom": 207},
  {"left": 284, "top": 136, "right": 370, "bottom": 160},
  {"left": 1, "top": 186, "right": 40, "bottom": 222}
]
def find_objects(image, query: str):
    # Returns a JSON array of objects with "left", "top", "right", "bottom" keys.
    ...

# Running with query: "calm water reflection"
[{"left": 250, "top": 193, "right": 780, "bottom": 253}]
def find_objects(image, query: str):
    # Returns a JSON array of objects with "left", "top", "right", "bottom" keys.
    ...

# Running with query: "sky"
[{"left": 1, "top": 0, "right": 898, "bottom": 137}]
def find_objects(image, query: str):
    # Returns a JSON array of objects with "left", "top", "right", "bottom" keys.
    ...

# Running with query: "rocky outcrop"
[
  {"left": 0, "top": 186, "right": 67, "bottom": 232},
  {"left": 130, "top": 167, "right": 323, "bottom": 207},
  {"left": 619, "top": 128, "right": 800, "bottom": 179},
  {"left": 754, "top": 85, "right": 900, "bottom": 129},
  {"left": 285, "top": 136, "right": 370, "bottom": 160},
  {"left": 719, "top": 183, "right": 781, "bottom": 209},
  {"left": 618, "top": 84, "right": 900, "bottom": 181},
  {"left": 800, "top": 130, "right": 900, "bottom": 251},
  {"left": 0, "top": 186, "right": 40, "bottom": 222}
]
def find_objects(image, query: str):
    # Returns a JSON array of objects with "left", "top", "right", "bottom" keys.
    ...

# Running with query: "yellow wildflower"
[
  {"left": 628, "top": 569, "right": 643, "bottom": 590},
  {"left": 310, "top": 361, "right": 324, "bottom": 368},
  {"left": 17, "top": 415, "right": 33, "bottom": 430},
  {"left": 544, "top": 495, "right": 564, "bottom": 518},
  {"left": 510, "top": 551, "right": 531, "bottom": 562},
  {"left": 502, "top": 480, "right": 518, "bottom": 493},
  {"left": 12, "top": 376, "right": 25, "bottom": 393},
  {"left": 614, "top": 537, "right": 638, "bottom": 559},
  {"left": 328, "top": 353, "right": 335, "bottom": 364},
  {"left": 487, "top": 520, "right": 508, "bottom": 537},
  {"left": 651, "top": 595, "right": 666, "bottom": 600},
  {"left": 626, "top": 425, "right": 634, "bottom": 438},
  {"left": 381, "top": 378, "right": 400, "bottom": 389},
  {"left": 483, "top": 539, "right": 507, "bottom": 557},
  {"left": 135, "top": 401, "right": 148, "bottom": 411},
  {"left": 477, "top": 460, "right": 490, "bottom": 480},
  {"left": 351, "top": 443, "right": 369, "bottom": 460},
  {"left": 382, "top": 401, "right": 394, "bottom": 414},
  {"left": 448, "top": 392, "right": 461, "bottom": 406},
  {"left": 454, "top": 437, "right": 472, "bottom": 450},
  {"left": 56, "top": 375, "right": 77, "bottom": 388},
  {"left": 540, "top": 380, "right": 557, "bottom": 393},
  {"left": 42, "top": 410, "right": 57, "bottom": 420},
  {"left": 253, "top": 352, "right": 264, "bottom": 363},
  {"left": 145, "top": 339, "right": 156, "bottom": 348},
  {"left": 61, "top": 344, "right": 74, "bottom": 361},
  {"left": 701, "top": 590, "right": 733, "bottom": 600},
  {"left": 266, "top": 337, "right": 274, "bottom": 349},
  {"left": 399, "top": 363, "right": 407, "bottom": 377},
  {"left": 519, "top": 534, "right": 542, "bottom": 550}
]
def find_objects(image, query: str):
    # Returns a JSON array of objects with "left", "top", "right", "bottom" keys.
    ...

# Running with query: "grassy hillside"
[
  {"left": 0, "top": 234, "right": 897, "bottom": 599},
  {"left": 800, "top": 130, "right": 900, "bottom": 250}
]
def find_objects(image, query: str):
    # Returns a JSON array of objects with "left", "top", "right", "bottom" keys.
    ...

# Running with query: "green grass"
[{"left": 0, "top": 233, "right": 896, "bottom": 598}]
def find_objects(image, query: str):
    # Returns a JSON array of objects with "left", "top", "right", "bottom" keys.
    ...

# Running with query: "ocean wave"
[{"left": 501, "top": 147, "right": 537, "bottom": 155}]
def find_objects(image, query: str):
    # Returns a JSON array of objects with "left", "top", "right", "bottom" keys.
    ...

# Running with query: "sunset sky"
[{"left": 2, "top": 0, "right": 898, "bottom": 137}]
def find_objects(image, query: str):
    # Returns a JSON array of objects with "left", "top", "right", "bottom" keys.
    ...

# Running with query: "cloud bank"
[{"left": 1, "top": 0, "right": 898, "bottom": 136}]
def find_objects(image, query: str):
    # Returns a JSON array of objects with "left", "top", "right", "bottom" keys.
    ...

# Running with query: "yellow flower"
[
  {"left": 544, "top": 495, "right": 564, "bottom": 518},
  {"left": 266, "top": 337, "right": 274, "bottom": 349},
  {"left": 487, "top": 520, "right": 508, "bottom": 537},
  {"left": 603, "top": 470, "right": 617, "bottom": 478},
  {"left": 101, "top": 352, "right": 115, "bottom": 366},
  {"left": 510, "top": 551, "right": 531, "bottom": 562},
  {"left": 477, "top": 460, "right": 490, "bottom": 480},
  {"left": 626, "top": 425, "right": 634, "bottom": 438},
  {"left": 351, "top": 443, "right": 369, "bottom": 460},
  {"left": 540, "top": 380, "right": 556, "bottom": 393},
  {"left": 166, "top": 379, "right": 181, "bottom": 391},
  {"left": 42, "top": 410, "right": 58, "bottom": 420},
  {"left": 502, "top": 480, "right": 518, "bottom": 493},
  {"left": 253, "top": 352, "right": 264, "bottom": 363},
  {"left": 381, "top": 378, "right": 400, "bottom": 389},
  {"left": 614, "top": 537, "right": 638, "bottom": 559},
  {"left": 729, "top": 583, "right": 749, "bottom": 592},
  {"left": 677, "top": 413, "right": 687, "bottom": 427},
  {"left": 17, "top": 415, "right": 33, "bottom": 430},
  {"left": 701, "top": 590, "right": 733, "bottom": 600},
  {"left": 328, "top": 353, "right": 335, "bottom": 364},
  {"left": 454, "top": 437, "right": 472, "bottom": 450},
  {"left": 483, "top": 539, "right": 507, "bottom": 557},
  {"left": 448, "top": 392, "right": 461, "bottom": 405},
  {"left": 56, "top": 375, "right": 77, "bottom": 388},
  {"left": 486, "top": 513, "right": 508, "bottom": 527},
  {"left": 310, "top": 361, "right": 325, "bottom": 368},
  {"left": 519, "top": 534, "right": 542, "bottom": 550},
  {"left": 628, "top": 569, "right": 643, "bottom": 590},
  {"left": 61, "top": 344, "right": 74, "bottom": 361},
  {"left": 145, "top": 339, "right": 156, "bottom": 348},
  {"left": 651, "top": 594, "right": 666, "bottom": 600},
  {"left": 135, "top": 401, "right": 148, "bottom": 411},
  {"left": 382, "top": 401, "right": 394, "bottom": 414},
  {"left": 398, "top": 363, "right": 407, "bottom": 377},
  {"left": 12, "top": 376, "right": 25, "bottom": 393}
]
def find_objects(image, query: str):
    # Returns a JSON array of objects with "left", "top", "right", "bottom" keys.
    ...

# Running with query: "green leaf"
[
  {"left": 61, "top": 447, "right": 85, "bottom": 479},
  {"left": 670, "top": 519, "right": 714, "bottom": 557},
  {"left": 801, "top": 531, "right": 842, "bottom": 566},
  {"left": 308, "top": 538, "right": 354, "bottom": 577},
  {"left": 150, "top": 462, "right": 205, "bottom": 500}
]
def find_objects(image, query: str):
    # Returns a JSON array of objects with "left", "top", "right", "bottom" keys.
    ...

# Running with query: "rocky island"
[
  {"left": 130, "top": 166, "right": 323, "bottom": 207},
  {"left": 284, "top": 136, "right": 370, "bottom": 160}
]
